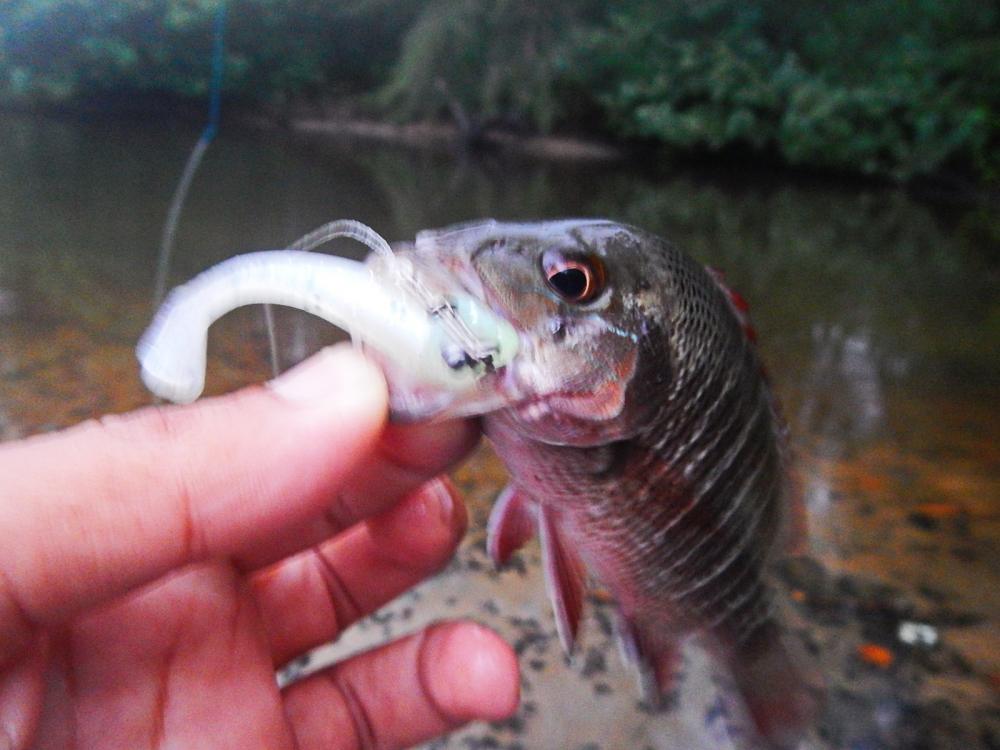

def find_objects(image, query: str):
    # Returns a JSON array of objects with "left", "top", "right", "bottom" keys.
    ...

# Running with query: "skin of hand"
[{"left": 0, "top": 345, "right": 520, "bottom": 750}]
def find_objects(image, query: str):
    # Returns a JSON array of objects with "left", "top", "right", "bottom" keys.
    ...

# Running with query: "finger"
[
  {"left": 232, "top": 418, "right": 479, "bottom": 572},
  {"left": 253, "top": 478, "right": 467, "bottom": 666},
  {"left": 0, "top": 635, "right": 46, "bottom": 750},
  {"left": 0, "top": 346, "right": 475, "bottom": 666},
  {"left": 282, "top": 621, "right": 519, "bottom": 750}
]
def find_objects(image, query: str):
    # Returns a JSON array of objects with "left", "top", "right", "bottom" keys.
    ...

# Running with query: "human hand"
[{"left": 0, "top": 346, "right": 519, "bottom": 749}]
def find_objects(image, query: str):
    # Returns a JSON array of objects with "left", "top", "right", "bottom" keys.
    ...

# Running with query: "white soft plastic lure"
[{"left": 137, "top": 220, "right": 518, "bottom": 406}]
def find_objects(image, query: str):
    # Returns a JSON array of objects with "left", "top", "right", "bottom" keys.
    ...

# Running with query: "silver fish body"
[{"left": 390, "top": 219, "right": 818, "bottom": 745}]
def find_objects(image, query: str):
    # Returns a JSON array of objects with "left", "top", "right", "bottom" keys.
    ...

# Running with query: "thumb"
[{"left": 0, "top": 346, "right": 387, "bottom": 665}]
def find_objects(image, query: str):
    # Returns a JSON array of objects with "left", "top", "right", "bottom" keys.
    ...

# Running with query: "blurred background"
[
  {"left": 0, "top": 2, "right": 997, "bottom": 749},
  {"left": 2, "top": 0, "right": 999, "bottom": 185}
]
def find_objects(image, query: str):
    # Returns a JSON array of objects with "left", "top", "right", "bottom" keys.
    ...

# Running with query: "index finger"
[{"left": 0, "top": 347, "right": 477, "bottom": 666}]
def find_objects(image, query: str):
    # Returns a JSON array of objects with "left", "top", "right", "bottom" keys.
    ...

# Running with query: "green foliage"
[
  {"left": 0, "top": 0, "right": 417, "bottom": 106},
  {"left": 0, "top": 0, "right": 997, "bottom": 182},
  {"left": 376, "top": 0, "right": 603, "bottom": 134},
  {"left": 2, "top": 1, "right": 221, "bottom": 102},
  {"left": 575, "top": 0, "right": 999, "bottom": 180}
]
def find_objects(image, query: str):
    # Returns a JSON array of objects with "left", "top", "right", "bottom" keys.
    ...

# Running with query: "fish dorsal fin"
[
  {"left": 539, "top": 507, "right": 587, "bottom": 654},
  {"left": 486, "top": 484, "right": 537, "bottom": 568},
  {"left": 722, "top": 620, "right": 823, "bottom": 746},
  {"left": 705, "top": 266, "right": 758, "bottom": 344}
]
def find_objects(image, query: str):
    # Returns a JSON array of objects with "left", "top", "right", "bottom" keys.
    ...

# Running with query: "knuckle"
[
  {"left": 329, "top": 674, "right": 378, "bottom": 750},
  {"left": 312, "top": 549, "right": 363, "bottom": 634}
]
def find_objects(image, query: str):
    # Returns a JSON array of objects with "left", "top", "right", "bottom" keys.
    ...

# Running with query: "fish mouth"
[
  {"left": 381, "top": 246, "right": 523, "bottom": 422},
  {"left": 506, "top": 389, "right": 588, "bottom": 422},
  {"left": 388, "top": 226, "right": 617, "bottom": 428},
  {"left": 385, "top": 369, "right": 511, "bottom": 422},
  {"left": 384, "top": 256, "right": 610, "bottom": 426}
]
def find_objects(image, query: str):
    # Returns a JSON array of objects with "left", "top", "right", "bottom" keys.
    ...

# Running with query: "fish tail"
[{"left": 724, "top": 620, "right": 823, "bottom": 749}]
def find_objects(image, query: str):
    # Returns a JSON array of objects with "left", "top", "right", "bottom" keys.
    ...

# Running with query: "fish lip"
[{"left": 507, "top": 387, "right": 582, "bottom": 411}]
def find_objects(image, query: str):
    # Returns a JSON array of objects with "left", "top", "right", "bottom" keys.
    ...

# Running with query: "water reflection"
[
  {"left": 0, "top": 286, "right": 18, "bottom": 318},
  {"left": 799, "top": 325, "right": 886, "bottom": 448},
  {"left": 0, "top": 113, "right": 996, "bottom": 749}
]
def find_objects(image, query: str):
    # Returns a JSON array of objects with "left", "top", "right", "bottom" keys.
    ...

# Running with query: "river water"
[{"left": 0, "top": 113, "right": 996, "bottom": 749}]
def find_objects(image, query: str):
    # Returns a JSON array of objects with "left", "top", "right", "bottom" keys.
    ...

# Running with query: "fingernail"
[
  {"left": 420, "top": 622, "right": 521, "bottom": 722},
  {"left": 268, "top": 346, "right": 387, "bottom": 415},
  {"left": 426, "top": 478, "right": 455, "bottom": 525}
]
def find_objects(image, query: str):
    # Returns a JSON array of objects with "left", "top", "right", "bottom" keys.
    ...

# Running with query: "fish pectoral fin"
[
  {"left": 539, "top": 507, "right": 587, "bottom": 655},
  {"left": 486, "top": 484, "right": 538, "bottom": 568},
  {"left": 616, "top": 613, "right": 680, "bottom": 700},
  {"left": 723, "top": 621, "right": 824, "bottom": 747}
]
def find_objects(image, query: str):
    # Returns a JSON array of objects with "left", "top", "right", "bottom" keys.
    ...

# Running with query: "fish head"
[{"left": 386, "top": 219, "right": 676, "bottom": 446}]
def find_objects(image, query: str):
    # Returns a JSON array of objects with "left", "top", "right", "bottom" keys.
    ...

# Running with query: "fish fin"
[
  {"left": 486, "top": 484, "right": 537, "bottom": 568},
  {"left": 725, "top": 621, "right": 824, "bottom": 748},
  {"left": 706, "top": 266, "right": 758, "bottom": 344},
  {"left": 616, "top": 614, "right": 680, "bottom": 700},
  {"left": 539, "top": 507, "right": 587, "bottom": 654},
  {"left": 650, "top": 644, "right": 681, "bottom": 696}
]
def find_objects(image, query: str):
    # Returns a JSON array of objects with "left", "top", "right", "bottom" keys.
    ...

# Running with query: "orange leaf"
[{"left": 857, "top": 643, "right": 894, "bottom": 668}]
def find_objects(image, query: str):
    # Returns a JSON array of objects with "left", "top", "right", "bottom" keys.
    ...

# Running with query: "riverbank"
[
  {"left": 274, "top": 111, "right": 996, "bottom": 208},
  {"left": 4, "top": 101, "right": 995, "bottom": 210},
  {"left": 289, "top": 116, "right": 627, "bottom": 162}
]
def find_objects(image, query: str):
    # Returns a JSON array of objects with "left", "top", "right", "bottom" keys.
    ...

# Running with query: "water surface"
[{"left": 0, "top": 113, "right": 996, "bottom": 749}]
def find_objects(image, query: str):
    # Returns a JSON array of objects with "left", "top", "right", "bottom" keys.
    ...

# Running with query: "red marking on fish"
[{"left": 707, "top": 266, "right": 758, "bottom": 343}]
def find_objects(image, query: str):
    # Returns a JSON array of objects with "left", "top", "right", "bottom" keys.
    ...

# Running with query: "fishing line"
[
  {"left": 148, "top": 5, "right": 500, "bottom": 386},
  {"left": 152, "top": 4, "right": 227, "bottom": 308},
  {"left": 288, "top": 218, "right": 394, "bottom": 256},
  {"left": 264, "top": 219, "right": 395, "bottom": 374},
  {"left": 280, "top": 219, "right": 502, "bottom": 373}
]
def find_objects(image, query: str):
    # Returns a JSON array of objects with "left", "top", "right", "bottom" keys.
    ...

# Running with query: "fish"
[{"left": 379, "top": 219, "right": 821, "bottom": 747}]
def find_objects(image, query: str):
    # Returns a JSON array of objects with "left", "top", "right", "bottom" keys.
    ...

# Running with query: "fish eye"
[{"left": 542, "top": 251, "right": 605, "bottom": 304}]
